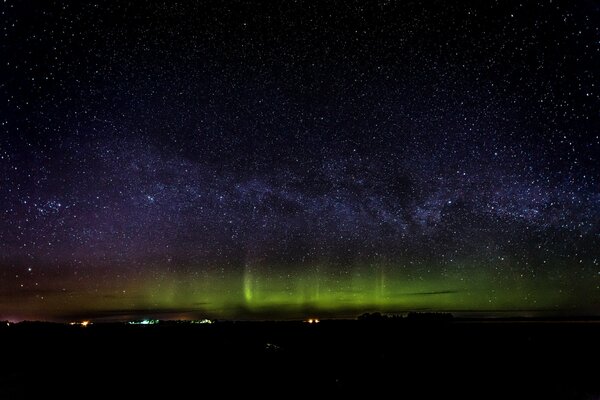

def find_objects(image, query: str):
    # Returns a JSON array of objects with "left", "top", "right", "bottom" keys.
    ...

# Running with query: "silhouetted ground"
[{"left": 1, "top": 318, "right": 599, "bottom": 399}]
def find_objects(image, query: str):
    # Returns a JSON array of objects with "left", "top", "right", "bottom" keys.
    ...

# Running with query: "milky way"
[{"left": 1, "top": 1, "right": 599, "bottom": 320}]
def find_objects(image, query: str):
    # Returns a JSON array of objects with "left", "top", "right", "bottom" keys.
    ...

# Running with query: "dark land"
[{"left": 2, "top": 316, "right": 600, "bottom": 399}]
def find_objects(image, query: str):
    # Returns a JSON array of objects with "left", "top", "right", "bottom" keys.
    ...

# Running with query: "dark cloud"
[{"left": 404, "top": 290, "right": 461, "bottom": 296}]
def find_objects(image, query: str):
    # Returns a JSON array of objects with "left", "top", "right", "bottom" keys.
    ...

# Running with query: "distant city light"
[
  {"left": 191, "top": 319, "right": 213, "bottom": 324},
  {"left": 128, "top": 319, "right": 159, "bottom": 325},
  {"left": 69, "top": 321, "right": 91, "bottom": 327}
]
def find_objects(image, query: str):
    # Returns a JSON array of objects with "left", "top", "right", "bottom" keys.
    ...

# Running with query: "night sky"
[{"left": 1, "top": 0, "right": 599, "bottom": 321}]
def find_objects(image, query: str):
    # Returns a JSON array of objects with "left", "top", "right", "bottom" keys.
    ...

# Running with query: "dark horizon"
[
  {"left": 7, "top": 307, "right": 600, "bottom": 324},
  {"left": 4, "top": 310, "right": 600, "bottom": 398}
]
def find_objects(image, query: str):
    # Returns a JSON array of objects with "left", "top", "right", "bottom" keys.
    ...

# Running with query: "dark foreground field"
[{"left": 1, "top": 318, "right": 600, "bottom": 399}]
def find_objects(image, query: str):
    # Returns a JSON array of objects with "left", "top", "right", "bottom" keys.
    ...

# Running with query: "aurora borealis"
[{"left": 1, "top": 1, "right": 599, "bottom": 321}]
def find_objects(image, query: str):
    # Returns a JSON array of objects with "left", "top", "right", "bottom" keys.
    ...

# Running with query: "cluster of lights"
[
  {"left": 69, "top": 321, "right": 91, "bottom": 327},
  {"left": 128, "top": 319, "right": 159, "bottom": 325},
  {"left": 191, "top": 319, "right": 213, "bottom": 324},
  {"left": 305, "top": 318, "right": 320, "bottom": 324}
]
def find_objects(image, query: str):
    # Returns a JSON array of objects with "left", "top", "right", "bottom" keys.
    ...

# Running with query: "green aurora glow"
[{"left": 3, "top": 260, "right": 592, "bottom": 321}]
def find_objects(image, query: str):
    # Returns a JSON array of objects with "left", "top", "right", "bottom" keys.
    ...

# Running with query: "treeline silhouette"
[{"left": 357, "top": 311, "right": 454, "bottom": 322}]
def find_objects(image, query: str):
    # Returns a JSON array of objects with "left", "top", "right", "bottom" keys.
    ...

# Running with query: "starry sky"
[{"left": 1, "top": 0, "right": 599, "bottom": 321}]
